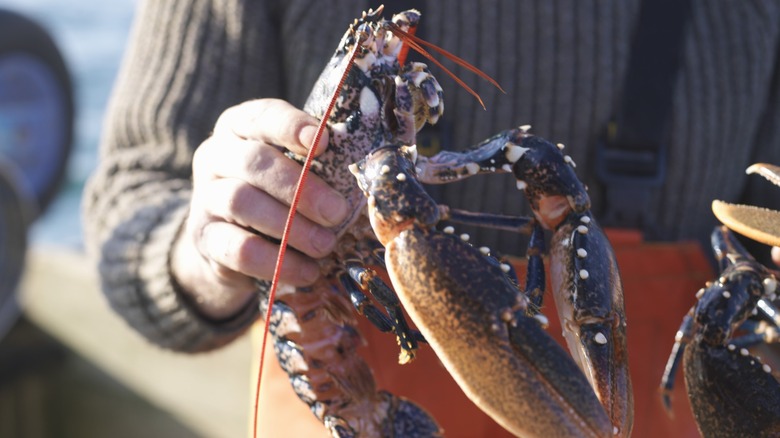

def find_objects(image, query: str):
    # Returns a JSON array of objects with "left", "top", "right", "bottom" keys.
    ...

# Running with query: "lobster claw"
[
  {"left": 549, "top": 213, "right": 633, "bottom": 437},
  {"left": 712, "top": 163, "right": 780, "bottom": 247},
  {"left": 678, "top": 227, "right": 780, "bottom": 436},
  {"left": 384, "top": 225, "right": 614, "bottom": 437},
  {"left": 507, "top": 133, "right": 633, "bottom": 435}
]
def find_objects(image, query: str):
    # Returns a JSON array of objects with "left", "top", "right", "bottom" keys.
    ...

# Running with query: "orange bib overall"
[{"left": 254, "top": 230, "right": 710, "bottom": 437}]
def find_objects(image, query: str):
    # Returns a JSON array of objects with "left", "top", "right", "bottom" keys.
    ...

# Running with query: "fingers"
[
  {"left": 200, "top": 178, "right": 336, "bottom": 258},
  {"left": 214, "top": 98, "right": 329, "bottom": 156},
  {"left": 200, "top": 221, "right": 321, "bottom": 286},
  {"left": 195, "top": 134, "right": 347, "bottom": 228},
  {"left": 772, "top": 246, "right": 780, "bottom": 267},
  {"left": 198, "top": 106, "right": 347, "bottom": 228},
  {"left": 185, "top": 97, "right": 349, "bottom": 289}
]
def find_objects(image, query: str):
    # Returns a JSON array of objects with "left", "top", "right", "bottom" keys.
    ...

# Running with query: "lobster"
[
  {"left": 255, "top": 6, "right": 633, "bottom": 437},
  {"left": 660, "top": 163, "right": 780, "bottom": 437}
]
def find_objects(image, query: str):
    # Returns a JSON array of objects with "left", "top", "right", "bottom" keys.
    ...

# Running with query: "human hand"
[
  {"left": 773, "top": 246, "right": 780, "bottom": 268},
  {"left": 171, "top": 99, "right": 347, "bottom": 319}
]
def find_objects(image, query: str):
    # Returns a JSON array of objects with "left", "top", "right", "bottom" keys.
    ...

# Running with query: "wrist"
[{"left": 170, "top": 225, "right": 257, "bottom": 320}]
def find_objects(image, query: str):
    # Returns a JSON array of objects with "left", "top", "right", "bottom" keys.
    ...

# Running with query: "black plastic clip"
[{"left": 595, "top": 136, "right": 666, "bottom": 236}]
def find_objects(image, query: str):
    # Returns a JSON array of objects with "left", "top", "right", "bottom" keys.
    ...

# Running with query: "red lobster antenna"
[
  {"left": 389, "top": 22, "right": 505, "bottom": 108},
  {"left": 252, "top": 41, "right": 361, "bottom": 438},
  {"left": 252, "top": 8, "right": 503, "bottom": 437}
]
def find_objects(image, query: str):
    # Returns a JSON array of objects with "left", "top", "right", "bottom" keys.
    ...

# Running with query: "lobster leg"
[
  {"left": 659, "top": 313, "right": 695, "bottom": 412},
  {"left": 525, "top": 223, "right": 547, "bottom": 312},
  {"left": 340, "top": 263, "right": 424, "bottom": 363},
  {"left": 440, "top": 207, "right": 535, "bottom": 233}
]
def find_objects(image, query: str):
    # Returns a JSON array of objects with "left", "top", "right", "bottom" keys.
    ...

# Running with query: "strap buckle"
[{"left": 595, "top": 136, "right": 666, "bottom": 237}]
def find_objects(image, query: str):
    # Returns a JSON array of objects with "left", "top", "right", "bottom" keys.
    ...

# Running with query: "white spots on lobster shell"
[
  {"left": 500, "top": 309, "right": 515, "bottom": 324},
  {"left": 594, "top": 332, "right": 608, "bottom": 345},
  {"left": 501, "top": 164, "right": 512, "bottom": 172},
  {"left": 401, "top": 144, "right": 418, "bottom": 163},
  {"left": 740, "top": 348, "right": 750, "bottom": 357},
  {"left": 516, "top": 180, "right": 527, "bottom": 191},
  {"left": 580, "top": 216, "right": 591, "bottom": 224},
  {"left": 564, "top": 155, "right": 577, "bottom": 168},
  {"left": 465, "top": 162, "right": 480, "bottom": 176},
  {"left": 504, "top": 142, "right": 528, "bottom": 164},
  {"left": 353, "top": 51, "right": 377, "bottom": 73},
  {"left": 722, "top": 290, "right": 731, "bottom": 299},
  {"left": 765, "top": 277, "right": 778, "bottom": 297},
  {"left": 460, "top": 233, "right": 470, "bottom": 242},
  {"left": 396, "top": 173, "right": 407, "bottom": 181},
  {"left": 533, "top": 313, "right": 549, "bottom": 328},
  {"left": 764, "top": 364, "right": 773, "bottom": 373},
  {"left": 379, "top": 164, "right": 391, "bottom": 175},
  {"left": 577, "top": 225, "right": 589, "bottom": 234},
  {"left": 579, "top": 269, "right": 590, "bottom": 280},
  {"left": 500, "top": 263, "right": 511, "bottom": 273},
  {"left": 410, "top": 70, "right": 429, "bottom": 87},
  {"left": 695, "top": 287, "right": 706, "bottom": 299},
  {"left": 479, "top": 246, "right": 491, "bottom": 256},
  {"left": 519, "top": 124, "right": 532, "bottom": 132},
  {"left": 331, "top": 122, "right": 348, "bottom": 137},
  {"left": 443, "top": 226, "right": 455, "bottom": 234},
  {"left": 557, "top": 142, "right": 565, "bottom": 150},
  {"left": 359, "top": 86, "right": 380, "bottom": 115},
  {"left": 577, "top": 248, "right": 588, "bottom": 258},
  {"left": 728, "top": 343, "right": 736, "bottom": 351}
]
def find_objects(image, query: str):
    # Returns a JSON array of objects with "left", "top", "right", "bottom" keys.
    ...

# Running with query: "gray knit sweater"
[{"left": 83, "top": 0, "right": 780, "bottom": 352}]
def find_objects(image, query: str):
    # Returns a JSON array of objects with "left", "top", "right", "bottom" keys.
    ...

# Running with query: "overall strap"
[{"left": 596, "top": 0, "right": 692, "bottom": 238}]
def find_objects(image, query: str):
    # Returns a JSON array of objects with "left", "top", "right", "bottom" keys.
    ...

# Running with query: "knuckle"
[
  {"left": 222, "top": 182, "right": 253, "bottom": 218},
  {"left": 225, "top": 232, "right": 258, "bottom": 269},
  {"left": 192, "top": 139, "right": 212, "bottom": 171},
  {"left": 213, "top": 104, "right": 242, "bottom": 134}
]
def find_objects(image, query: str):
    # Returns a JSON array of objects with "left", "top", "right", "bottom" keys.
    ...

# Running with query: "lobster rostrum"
[
  {"left": 660, "top": 164, "right": 780, "bottom": 437},
  {"left": 257, "top": 6, "right": 633, "bottom": 437}
]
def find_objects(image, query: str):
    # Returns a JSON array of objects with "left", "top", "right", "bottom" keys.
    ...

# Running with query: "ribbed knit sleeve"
[{"left": 82, "top": 0, "right": 283, "bottom": 352}]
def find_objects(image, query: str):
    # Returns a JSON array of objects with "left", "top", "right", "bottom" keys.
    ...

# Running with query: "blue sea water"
[{"left": 0, "top": 0, "right": 138, "bottom": 248}]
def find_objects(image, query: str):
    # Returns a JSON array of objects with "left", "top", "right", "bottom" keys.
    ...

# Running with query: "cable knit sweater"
[{"left": 83, "top": 0, "right": 780, "bottom": 352}]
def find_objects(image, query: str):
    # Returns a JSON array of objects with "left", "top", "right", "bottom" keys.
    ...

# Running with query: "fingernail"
[
  {"left": 311, "top": 227, "right": 336, "bottom": 255},
  {"left": 299, "top": 124, "right": 327, "bottom": 151},
  {"left": 319, "top": 192, "right": 348, "bottom": 226}
]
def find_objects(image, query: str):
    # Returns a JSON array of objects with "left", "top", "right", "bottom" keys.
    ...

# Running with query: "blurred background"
[
  {"left": 0, "top": 1, "right": 251, "bottom": 437},
  {"left": 1, "top": 0, "right": 133, "bottom": 248}
]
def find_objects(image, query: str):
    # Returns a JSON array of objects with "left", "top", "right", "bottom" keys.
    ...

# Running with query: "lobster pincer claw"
[
  {"left": 712, "top": 163, "right": 780, "bottom": 247},
  {"left": 549, "top": 212, "right": 634, "bottom": 436},
  {"left": 667, "top": 227, "right": 780, "bottom": 437},
  {"left": 384, "top": 225, "right": 614, "bottom": 437},
  {"left": 504, "top": 133, "right": 633, "bottom": 434}
]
